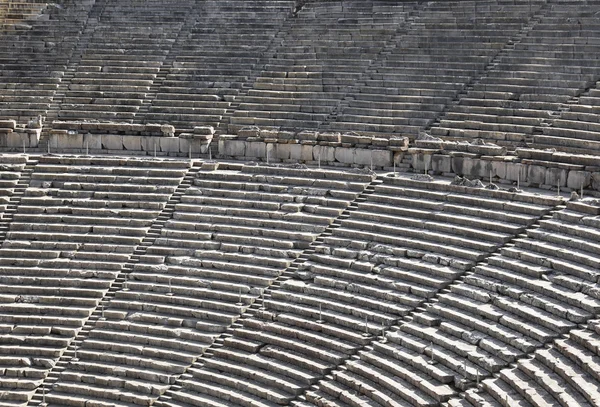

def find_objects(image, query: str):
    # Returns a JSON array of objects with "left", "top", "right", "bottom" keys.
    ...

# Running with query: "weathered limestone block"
[
  {"left": 84, "top": 134, "right": 102, "bottom": 150},
  {"left": 313, "top": 145, "right": 335, "bottom": 162},
  {"left": 144, "top": 123, "right": 163, "bottom": 136},
  {"left": 318, "top": 132, "right": 341, "bottom": 143},
  {"left": 0, "top": 120, "right": 16, "bottom": 130},
  {"left": 122, "top": 136, "right": 142, "bottom": 151},
  {"left": 219, "top": 138, "right": 245, "bottom": 156},
  {"left": 516, "top": 148, "right": 555, "bottom": 161},
  {"left": 526, "top": 164, "right": 546, "bottom": 185},
  {"left": 451, "top": 156, "right": 491, "bottom": 178},
  {"left": 246, "top": 142, "right": 266, "bottom": 158},
  {"left": 53, "top": 132, "right": 83, "bottom": 149},
  {"left": 297, "top": 130, "right": 318, "bottom": 141},
  {"left": 26, "top": 115, "right": 43, "bottom": 129},
  {"left": 101, "top": 134, "right": 124, "bottom": 150},
  {"left": 340, "top": 132, "right": 365, "bottom": 145},
  {"left": 354, "top": 148, "right": 391, "bottom": 166},
  {"left": 194, "top": 126, "right": 215, "bottom": 136},
  {"left": 334, "top": 147, "right": 354, "bottom": 164},
  {"left": 260, "top": 129, "right": 278, "bottom": 139},
  {"left": 289, "top": 144, "right": 313, "bottom": 161},
  {"left": 81, "top": 122, "right": 99, "bottom": 132},
  {"left": 372, "top": 137, "right": 388, "bottom": 147},
  {"left": 552, "top": 152, "right": 599, "bottom": 167},
  {"left": 238, "top": 126, "right": 260, "bottom": 138},
  {"left": 567, "top": 170, "right": 591, "bottom": 190},
  {"left": 272, "top": 143, "right": 291, "bottom": 160},
  {"left": 179, "top": 138, "right": 204, "bottom": 154},
  {"left": 160, "top": 136, "right": 179, "bottom": 152},
  {"left": 492, "top": 161, "right": 524, "bottom": 182},
  {"left": 161, "top": 124, "right": 175, "bottom": 137},
  {"left": 544, "top": 167, "right": 568, "bottom": 188},
  {"left": 431, "top": 154, "right": 452, "bottom": 173},
  {"left": 130, "top": 124, "right": 146, "bottom": 134},
  {"left": 467, "top": 144, "right": 507, "bottom": 156}
]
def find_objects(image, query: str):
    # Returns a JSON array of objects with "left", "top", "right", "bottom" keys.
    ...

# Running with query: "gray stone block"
[
  {"left": 219, "top": 139, "right": 246, "bottom": 157},
  {"left": 123, "top": 136, "right": 142, "bottom": 151},
  {"left": 273, "top": 143, "right": 291, "bottom": 160},
  {"left": 334, "top": 147, "right": 354, "bottom": 164},
  {"left": 101, "top": 134, "right": 124, "bottom": 150},
  {"left": 83, "top": 134, "right": 102, "bottom": 150},
  {"left": 566, "top": 170, "right": 591, "bottom": 189},
  {"left": 289, "top": 144, "right": 313, "bottom": 161},
  {"left": 160, "top": 137, "right": 179, "bottom": 152},
  {"left": 314, "top": 145, "right": 335, "bottom": 162},
  {"left": 432, "top": 154, "right": 452, "bottom": 173},
  {"left": 246, "top": 142, "right": 266, "bottom": 158}
]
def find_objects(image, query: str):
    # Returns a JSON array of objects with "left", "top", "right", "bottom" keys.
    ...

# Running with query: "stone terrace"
[
  {"left": 430, "top": 0, "right": 600, "bottom": 149},
  {"left": 149, "top": 174, "right": 567, "bottom": 407},
  {"left": 323, "top": 0, "right": 546, "bottom": 138},
  {"left": 0, "top": 0, "right": 598, "bottom": 406},
  {"left": 1, "top": 0, "right": 600, "bottom": 155},
  {"left": 0, "top": 155, "right": 595, "bottom": 407},
  {"left": 0, "top": 155, "right": 190, "bottom": 405},
  {"left": 228, "top": 1, "right": 416, "bottom": 135},
  {"left": 0, "top": 0, "right": 95, "bottom": 125},
  {"left": 142, "top": 0, "right": 295, "bottom": 134}
]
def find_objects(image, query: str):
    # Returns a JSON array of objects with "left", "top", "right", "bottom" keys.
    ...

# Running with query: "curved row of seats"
[
  {"left": 38, "top": 163, "right": 373, "bottom": 406},
  {"left": 0, "top": 154, "right": 26, "bottom": 215},
  {"left": 0, "top": 155, "right": 190, "bottom": 404},
  {"left": 0, "top": 0, "right": 47, "bottom": 28},
  {"left": 431, "top": 0, "right": 600, "bottom": 150},
  {"left": 152, "top": 175, "right": 563, "bottom": 407},
  {"left": 0, "top": 0, "right": 95, "bottom": 125},
  {"left": 302, "top": 197, "right": 600, "bottom": 407},
  {"left": 56, "top": 0, "right": 196, "bottom": 123},
  {"left": 459, "top": 319, "right": 600, "bottom": 407},
  {"left": 143, "top": 0, "right": 294, "bottom": 134},
  {"left": 323, "top": 0, "right": 545, "bottom": 138},
  {"left": 3, "top": 0, "right": 600, "bottom": 151},
  {"left": 228, "top": 1, "right": 415, "bottom": 134},
  {"left": 535, "top": 80, "right": 600, "bottom": 155}
]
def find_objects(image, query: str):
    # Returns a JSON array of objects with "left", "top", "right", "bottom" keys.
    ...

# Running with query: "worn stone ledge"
[
  {"left": 47, "top": 133, "right": 211, "bottom": 157},
  {"left": 217, "top": 135, "right": 395, "bottom": 169}
]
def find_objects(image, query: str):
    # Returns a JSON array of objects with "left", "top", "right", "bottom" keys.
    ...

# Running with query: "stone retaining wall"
[
  {"left": 0, "top": 120, "right": 40, "bottom": 150},
  {"left": 410, "top": 141, "right": 600, "bottom": 195},
  {"left": 217, "top": 129, "right": 409, "bottom": 169}
]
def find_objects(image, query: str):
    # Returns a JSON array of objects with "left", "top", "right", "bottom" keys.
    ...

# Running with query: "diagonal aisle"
[
  {"left": 0, "top": 154, "right": 190, "bottom": 406},
  {"left": 32, "top": 162, "right": 373, "bottom": 407},
  {"left": 152, "top": 173, "right": 563, "bottom": 407}
]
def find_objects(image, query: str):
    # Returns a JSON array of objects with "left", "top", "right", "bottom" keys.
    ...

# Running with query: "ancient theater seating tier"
[
  {"left": 152, "top": 175, "right": 563, "bottom": 407},
  {"left": 430, "top": 1, "right": 600, "bottom": 149},
  {"left": 35, "top": 164, "right": 373, "bottom": 406},
  {"left": 323, "top": 0, "right": 546, "bottom": 139},
  {"left": 229, "top": 1, "right": 415, "bottom": 135},
  {"left": 0, "top": 155, "right": 190, "bottom": 404}
]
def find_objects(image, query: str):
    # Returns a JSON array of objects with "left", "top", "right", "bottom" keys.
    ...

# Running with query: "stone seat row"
[
  {"left": 155, "top": 171, "right": 561, "bottom": 406},
  {"left": 462, "top": 320, "right": 600, "bottom": 406},
  {"left": 431, "top": 3, "right": 600, "bottom": 146},
  {"left": 36, "top": 162, "right": 368, "bottom": 406},
  {"left": 339, "top": 201, "right": 600, "bottom": 403},
  {"left": 0, "top": 155, "right": 191, "bottom": 403}
]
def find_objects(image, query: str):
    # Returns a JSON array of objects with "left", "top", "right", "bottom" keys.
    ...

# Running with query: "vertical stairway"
[
  {"left": 157, "top": 175, "right": 383, "bottom": 404},
  {"left": 0, "top": 156, "right": 38, "bottom": 241},
  {"left": 39, "top": 0, "right": 108, "bottom": 151},
  {"left": 27, "top": 160, "right": 203, "bottom": 406}
]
